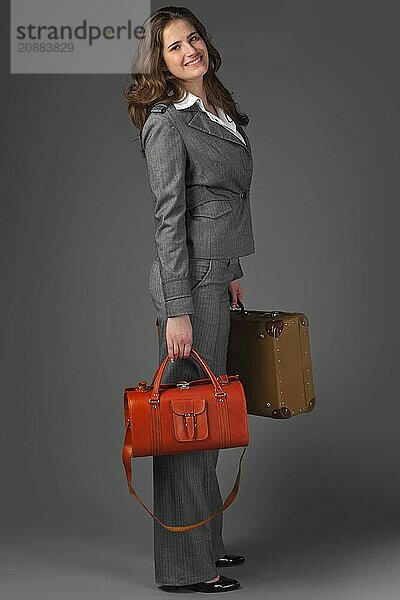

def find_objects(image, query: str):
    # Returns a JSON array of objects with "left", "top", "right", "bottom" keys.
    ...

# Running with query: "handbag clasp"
[
  {"left": 183, "top": 412, "right": 197, "bottom": 428},
  {"left": 177, "top": 380, "right": 190, "bottom": 389}
]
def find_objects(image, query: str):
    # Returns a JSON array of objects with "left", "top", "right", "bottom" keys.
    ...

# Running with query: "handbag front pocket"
[{"left": 170, "top": 397, "right": 209, "bottom": 442}]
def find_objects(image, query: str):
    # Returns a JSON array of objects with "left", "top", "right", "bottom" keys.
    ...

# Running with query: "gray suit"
[
  {"left": 141, "top": 102, "right": 255, "bottom": 317},
  {"left": 141, "top": 102, "right": 255, "bottom": 587}
]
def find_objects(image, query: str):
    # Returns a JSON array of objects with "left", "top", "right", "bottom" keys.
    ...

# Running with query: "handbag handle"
[
  {"left": 149, "top": 347, "right": 226, "bottom": 402},
  {"left": 122, "top": 422, "right": 247, "bottom": 533}
]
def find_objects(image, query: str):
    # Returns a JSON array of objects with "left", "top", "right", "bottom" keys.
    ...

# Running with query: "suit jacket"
[{"left": 141, "top": 101, "right": 256, "bottom": 317}]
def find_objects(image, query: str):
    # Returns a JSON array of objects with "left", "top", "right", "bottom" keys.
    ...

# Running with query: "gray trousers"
[{"left": 148, "top": 256, "right": 243, "bottom": 586}]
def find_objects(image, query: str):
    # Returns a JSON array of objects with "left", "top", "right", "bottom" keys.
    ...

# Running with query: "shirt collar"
[
  {"left": 173, "top": 91, "right": 204, "bottom": 111},
  {"left": 173, "top": 91, "right": 234, "bottom": 124}
]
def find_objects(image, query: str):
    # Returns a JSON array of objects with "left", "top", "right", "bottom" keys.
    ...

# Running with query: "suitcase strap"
[{"left": 122, "top": 422, "right": 247, "bottom": 532}]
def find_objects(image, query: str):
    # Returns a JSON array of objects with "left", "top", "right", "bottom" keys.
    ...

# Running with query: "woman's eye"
[{"left": 171, "top": 35, "right": 200, "bottom": 51}]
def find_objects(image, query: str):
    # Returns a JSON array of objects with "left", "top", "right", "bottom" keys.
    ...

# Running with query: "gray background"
[{"left": 2, "top": 1, "right": 400, "bottom": 598}]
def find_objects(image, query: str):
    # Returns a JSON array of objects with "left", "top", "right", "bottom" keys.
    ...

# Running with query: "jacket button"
[{"left": 240, "top": 191, "right": 248, "bottom": 199}]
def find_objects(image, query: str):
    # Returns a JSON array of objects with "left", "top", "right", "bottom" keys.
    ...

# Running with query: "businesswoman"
[{"left": 124, "top": 5, "right": 255, "bottom": 593}]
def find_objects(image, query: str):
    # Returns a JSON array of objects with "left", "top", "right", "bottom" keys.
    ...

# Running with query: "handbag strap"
[{"left": 122, "top": 422, "right": 247, "bottom": 533}]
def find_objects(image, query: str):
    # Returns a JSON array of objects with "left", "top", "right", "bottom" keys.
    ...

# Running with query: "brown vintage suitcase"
[{"left": 226, "top": 300, "right": 316, "bottom": 418}]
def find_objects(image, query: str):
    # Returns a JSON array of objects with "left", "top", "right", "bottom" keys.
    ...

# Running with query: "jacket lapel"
[{"left": 183, "top": 105, "right": 252, "bottom": 157}]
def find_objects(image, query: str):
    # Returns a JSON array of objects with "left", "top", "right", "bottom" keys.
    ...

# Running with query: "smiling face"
[{"left": 161, "top": 18, "right": 208, "bottom": 84}]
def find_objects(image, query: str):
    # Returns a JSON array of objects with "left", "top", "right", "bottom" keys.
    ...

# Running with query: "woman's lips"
[{"left": 185, "top": 55, "right": 203, "bottom": 68}]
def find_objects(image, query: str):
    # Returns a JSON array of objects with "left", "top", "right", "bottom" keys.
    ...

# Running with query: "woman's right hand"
[{"left": 166, "top": 315, "right": 193, "bottom": 361}]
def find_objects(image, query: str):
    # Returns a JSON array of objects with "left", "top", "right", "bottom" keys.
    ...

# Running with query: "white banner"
[{"left": 10, "top": 0, "right": 151, "bottom": 74}]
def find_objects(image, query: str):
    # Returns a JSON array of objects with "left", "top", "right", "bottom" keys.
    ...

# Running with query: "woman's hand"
[
  {"left": 228, "top": 279, "right": 244, "bottom": 309},
  {"left": 166, "top": 315, "right": 193, "bottom": 361}
]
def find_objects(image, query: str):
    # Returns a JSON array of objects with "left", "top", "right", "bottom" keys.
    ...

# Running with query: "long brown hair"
[{"left": 123, "top": 5, "right": 249, "bottom": 156}]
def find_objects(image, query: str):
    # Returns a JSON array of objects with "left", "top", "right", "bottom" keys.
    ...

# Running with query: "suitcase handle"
[{"left": 233, "top": 299, "right": 284, "bottom": 318}]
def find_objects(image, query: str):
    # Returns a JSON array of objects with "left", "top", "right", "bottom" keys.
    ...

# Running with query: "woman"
[{"left": 124, "top": 5, "right": 255, "bottom": 593}]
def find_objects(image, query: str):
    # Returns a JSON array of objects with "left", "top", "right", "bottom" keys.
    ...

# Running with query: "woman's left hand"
[{"left": 228, "top": 279, "right": 244, "bottom": 309}]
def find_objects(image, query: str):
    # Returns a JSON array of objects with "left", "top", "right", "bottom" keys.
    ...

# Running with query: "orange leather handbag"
[{"left": 122, "top": 347, "right": 249, "bottom": 532}]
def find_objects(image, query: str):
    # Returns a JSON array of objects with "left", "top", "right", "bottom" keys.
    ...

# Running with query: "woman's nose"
[{"left": 182, "top": 43, "right": 198, "bottom": 56}]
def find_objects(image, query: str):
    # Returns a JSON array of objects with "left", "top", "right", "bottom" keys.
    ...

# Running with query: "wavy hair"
[{"left": 123, "top": 5, "right": 249, "bottom": 156}]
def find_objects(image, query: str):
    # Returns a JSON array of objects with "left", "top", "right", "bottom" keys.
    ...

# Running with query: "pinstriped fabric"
[
  {"left": 141, "top": 102, "right": 254, "bottom": 318},
  {"left": 173, "top": 91, "right": 246, "bottom": 145},
  {"left": 149, "top": 256, "right": 244, "bottom": 320},
  {"left": 149, "top": 258, "right": 241, "bottom": 586}
]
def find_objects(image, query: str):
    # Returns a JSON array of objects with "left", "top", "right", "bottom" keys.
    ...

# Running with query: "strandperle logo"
[
  {"left": 10, "top": 0, "right": 151, "bottom": 74},
  {"left": 15, "top": 19, "right": 145, "bottom": 47}
]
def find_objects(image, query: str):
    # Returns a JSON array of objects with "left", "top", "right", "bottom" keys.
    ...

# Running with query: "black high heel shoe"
[
  {"left": 215, "top": 554, "right": 245, "bottom": 568},
  {"left": 186, "top": 574, "right": 241, "bottom": 593}
]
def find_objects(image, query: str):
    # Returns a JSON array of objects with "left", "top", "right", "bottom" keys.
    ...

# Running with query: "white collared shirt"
[{"left": 173, "top": 91, "right": 246, "bottom": 146}]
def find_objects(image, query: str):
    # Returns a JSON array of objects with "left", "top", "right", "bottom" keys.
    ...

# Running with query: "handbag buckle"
[{"left": 183, "top": 412, "right": 197, "bottom": 428}]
